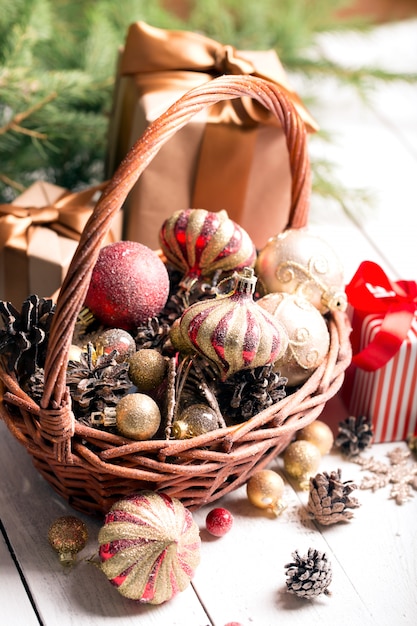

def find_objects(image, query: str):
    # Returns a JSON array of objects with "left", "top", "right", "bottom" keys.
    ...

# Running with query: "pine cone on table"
[
  {"left": 0, "top": 295, "right": 55, "bottom": 380},
  {"left": 335, "top": 414, "right": 373, "bottom": 457},
  {"left": 285, "top": 547, "right": 332, "bottom": 598},
  {"left": 307, "top": 469, "right": 360, "bottom": 525}
]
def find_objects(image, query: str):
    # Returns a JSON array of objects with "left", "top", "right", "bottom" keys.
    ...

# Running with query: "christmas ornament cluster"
[{"left": 0, "top": 208, "right": 348, "bottom": 445}]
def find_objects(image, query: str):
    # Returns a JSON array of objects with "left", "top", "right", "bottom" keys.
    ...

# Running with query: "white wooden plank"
[
  {"left": 0, "top": 532, "right": 40, "bottom": 626},
  {"left": 191, "top": 439, "right": 417, "bottom": 626},
  {"left": 0, "top": 422, "right": 211, "bottom": 626}
]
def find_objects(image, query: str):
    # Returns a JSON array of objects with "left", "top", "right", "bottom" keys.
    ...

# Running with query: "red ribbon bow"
[{"left": 345, "top": 261, "right": 417, "bottom": 371}]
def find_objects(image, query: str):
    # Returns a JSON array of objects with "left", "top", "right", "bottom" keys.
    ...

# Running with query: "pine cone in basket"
[
  {"left": 66, "top": 343, "right": 131, "bottom": 424},
  {"left": 0, "top": 295, "right": 55, "bottom": 379},
  {"left": 335, "top": 415, "right": 373, "bottom": 457},
  {"left": 216, "top": 364, "right": 287, "bottom": 423},
  {"left": 307, "top": 469, "right": 360, "bottom": 525},
  {"left": 285, "top": 548, "right": 332, "bottom": 598},
  {"left": 24, "top": 366, "right": 45, "bottom": 405}
]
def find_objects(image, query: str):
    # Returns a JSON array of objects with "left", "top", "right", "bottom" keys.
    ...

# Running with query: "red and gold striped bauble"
[
  {"left": 98, "top": 491, "right": 201, "bottom": 604},
  {"left": 175, "top": 267, "right": 287, "bottom": 379},
  {"left": 159, "top": 208, "right": 256, "bottom": 290}
]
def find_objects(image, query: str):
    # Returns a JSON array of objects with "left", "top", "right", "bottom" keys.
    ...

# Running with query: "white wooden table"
[{"left": 1, "top": 18, "right": 416, "bottom": 626}]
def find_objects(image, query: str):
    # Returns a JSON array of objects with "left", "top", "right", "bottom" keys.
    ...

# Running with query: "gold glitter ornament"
[
  {"left": 115, "top": 393, "right": 161, "bottom": 440},
  {"left": 255, "top": 228, "right": 347, "bottom": 314},
  {"left": 296, "top": 420, "right": 334, "bottom": 455},
  {"left": 283, "top": 440, "right": 322, "bottom": 490},
  {"left": 172, "top": 404, "right": 219, "bottom": 439},
  {"left": 48, "top": 516, "right": 88, "bottom": 566},
  {"left": 128, "top": 349, "right": 167, "bottom": 391},
  {"left": 95, "top": 328, "right": 136, "bottom": 363},
  {"left": 257, "top": 292, "right": 330, "bottom": 386},
  {"left": 98, "top": 491, "right": 201, "bottom": 604},
  {"left": 246, "top": 469, "right": 285, "bottom": 516}
]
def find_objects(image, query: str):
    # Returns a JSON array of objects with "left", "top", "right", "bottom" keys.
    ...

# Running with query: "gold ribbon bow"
[
  {"left": 0, "top": 182, "right": 113, "bottom": 304},
  {"left": 0, "top": 183, "right": 107, "bottom": 248},
  {"left": 120, "top": 21, "right": 317, "bottom": 131},
  {"left": 116, "top": 22, "right": 317, "bottom": 237}
]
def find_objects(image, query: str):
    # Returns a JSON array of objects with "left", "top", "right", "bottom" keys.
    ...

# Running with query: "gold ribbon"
[
  {"left": 120, "top": 21, "right": 318, "bottom": 131},
  {"left": 0, "top": 183, "right": 108, "bottom": 248},
  {"left": 118, "top": 22, "right": 317, "bottom": 227},
  {"left": 0, "top": 182, "right": 113, "bottom": 303}
]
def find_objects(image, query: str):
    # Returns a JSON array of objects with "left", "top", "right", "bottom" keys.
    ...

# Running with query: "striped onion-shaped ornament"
[
  {"left": 159, "top": 208, "right": 256, "bottom": 290},
  {"left": 98, "top": 492, "right": 201, "bottom": 604},
  {"left": 176, "top": 267, "right": 287, "bottom": 380}
]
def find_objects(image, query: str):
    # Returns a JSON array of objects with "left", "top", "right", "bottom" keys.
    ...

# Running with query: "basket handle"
[{"left": 41, "top": 74, "right": 311, "bottom": 428}]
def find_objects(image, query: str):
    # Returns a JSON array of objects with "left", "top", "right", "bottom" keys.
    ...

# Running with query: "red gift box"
[{"left": 342, "top": 261, "right": 417, "bottom": 443}]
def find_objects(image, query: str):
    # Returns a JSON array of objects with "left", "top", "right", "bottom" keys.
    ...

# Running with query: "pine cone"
[
  {"left": 24, "top": 366, "right": 45, "bottom": 405},
  {"left": 216, "top": 365, "right": 287, "bottom": 423},
  {"left": 335, "top": 415, "right": 373, "bottom": 457},
  {"left": 285, "top": 548, "right": 332, "bottom": 598},
  {"left": 0, "top": 295, "right": 55, "bottom": 379},
  {"left": 134, "top": 316, "right": 171, "bottom": 352},
  {"left": 307, "top": 469, "right": 360, "bottom": 525},
  {"left": 66, "top": 343, "right": 131, "bottom": 423}
]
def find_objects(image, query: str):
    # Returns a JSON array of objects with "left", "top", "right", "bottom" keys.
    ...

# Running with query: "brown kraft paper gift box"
[
  {"left": 106, "top": 21, "right": 318, "bottom": 250},
  {"left": 0, "top": 181, "right": 122, "bottom": 307}
]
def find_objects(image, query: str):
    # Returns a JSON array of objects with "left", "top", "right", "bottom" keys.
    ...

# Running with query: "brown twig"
[{"left": 0, "top": 91, "right": 58, "bottom": 138}]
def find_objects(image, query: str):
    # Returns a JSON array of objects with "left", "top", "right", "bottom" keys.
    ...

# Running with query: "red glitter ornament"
[
  {"left": 85, "top": 241, "right": 169, "bottom": 330},
  {"left": 205, "top": 507, "right": 234, "bottom": 537}
]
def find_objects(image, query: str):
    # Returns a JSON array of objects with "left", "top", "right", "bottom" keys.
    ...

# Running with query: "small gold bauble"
[
  {"left": 172, "top": 404, "right": 219, "bottom": 439},
  {"left": 95, "top": 328, "right": 136, "bottom": 363},
  {"left": 48, "top": 515, "right": 88, "bottom": 566},
  {"left": 246, "top": 469, "right": 285, "bottom": 516},
  {"left": 128, "top": 349, "right": 167, "bottom": 392},
  {"left": 255, "top": 228, "right": 347, "bottom": 314},
  {"left": 116, "top": 393, "right": 161, "bottom": 440},
  {"left": 296, "top": 420, "right": 334, "bottom": 455},
  {"left": 283, "top": 440, "right": 321, "bottom": 490},
  {"left": 258, "top": 292, "right": 330, "bottom": 386}
]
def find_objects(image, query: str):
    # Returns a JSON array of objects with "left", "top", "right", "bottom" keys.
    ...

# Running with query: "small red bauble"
[
  {"left": 205, "top": 507, "right": 234, "bottom": 537},
  {"left": 85, "top": 241, "right": 169, "bottom": 330}
]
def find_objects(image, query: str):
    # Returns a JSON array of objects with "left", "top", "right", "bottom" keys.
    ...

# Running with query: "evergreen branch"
[
  {"left": 0, "top": 173, "right": 26, "bottom": 193},
  {"left": 0, "top": 91, "right": 58, "bottom": 137},
  {"left": 286, "top": 56, "right": 417, "bottom": 84}
]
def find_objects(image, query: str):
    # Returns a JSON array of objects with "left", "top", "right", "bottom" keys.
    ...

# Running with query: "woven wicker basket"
[{"left": 0, "top": 75, "right": 351, "bottom": 515}]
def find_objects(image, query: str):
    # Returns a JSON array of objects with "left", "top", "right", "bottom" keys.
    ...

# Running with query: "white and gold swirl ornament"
[
  {"left": 98, "top": 492, "right": 201, "bottom": 604},
  {"left": 258, "top": 292, "right": 330, "bottom": 386},
  {"left": 255, "top": 228, "right": 347, "bottom": 314}
]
